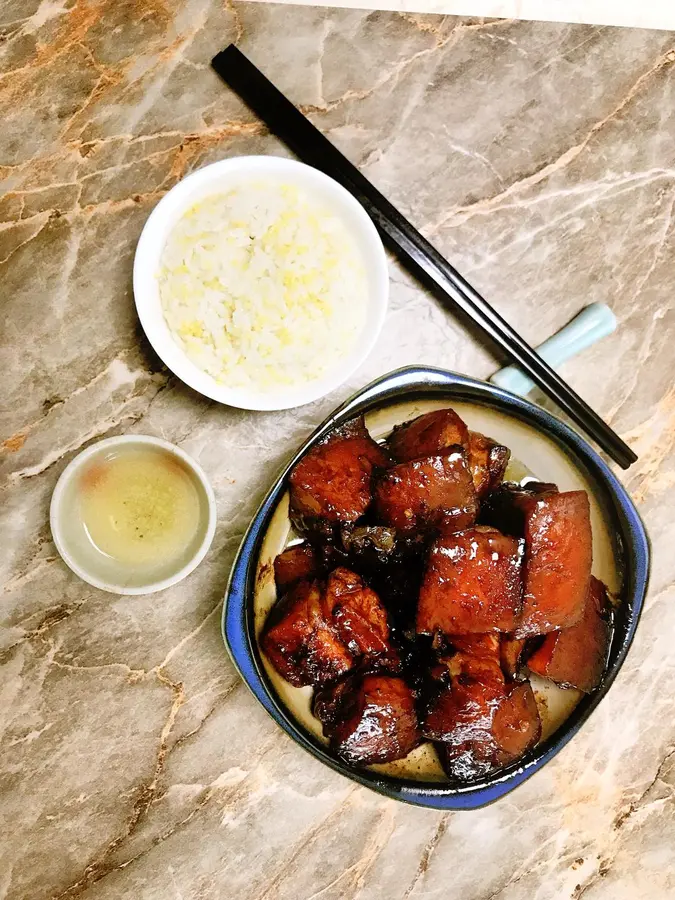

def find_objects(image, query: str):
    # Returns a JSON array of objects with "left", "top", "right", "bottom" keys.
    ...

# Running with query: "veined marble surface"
[
  {"left": 247, "top": 0, "right": 675, "bottom": 32},
  {"left": 1, "top": 4, "right": 675, "bottom": 899}
]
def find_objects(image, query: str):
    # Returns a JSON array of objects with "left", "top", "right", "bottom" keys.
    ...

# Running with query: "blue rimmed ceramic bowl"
[{"left": 222, "top": 366, "right": 650, "bottom": 809}]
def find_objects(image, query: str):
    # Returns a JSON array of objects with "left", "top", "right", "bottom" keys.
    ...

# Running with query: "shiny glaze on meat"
[
  {"left": 374, "top": 450, "right": 478, "bottom": 533},
  {"left": 527, "top": 576, "right": 611, "bottom": 692},
  {"left": 260, "top": 406, "right": 608, "bottom": 782},
  {"left": 388, "top": 409, "right": 470, "bottom": 461},
  {"left": 261, "top": 580, "right": 353, "bottom": 688},
  {"left": 418, "top": 527, "right": 524, "bottom": 635},
  {"left": 324, "top": 567, "right": 399, "bottom": 667},
  {"left": 467, "top": 431, "right": 511, "bottom": 499},
  {"left": 274, "top": 543, "right": 320, "bottom": 593},
  {"left": 289, "top": 416, "right": 390, "bottom": 535},
  {"left": 314, "top": 673, "right": 420, "bottom": 765},
  {"left": 514, "top": 490, "right": 593, "bottom": 637},
  {"left": 261, "top": 567, "right": 399, "bottom": 688},
  {"left": 425, "top": 672, "right": 541, "bottom": 781}
]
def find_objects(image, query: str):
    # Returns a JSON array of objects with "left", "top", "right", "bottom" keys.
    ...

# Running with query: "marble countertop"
[
  {"left": 1, "top": 4, "right": 675, "bottom": 899},
  {"left": 253, "top": 0, "right": 675, "bottom": 32}
]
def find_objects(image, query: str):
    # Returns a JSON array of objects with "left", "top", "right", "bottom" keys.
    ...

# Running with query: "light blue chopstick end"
[{"left": 489, "top": 303, "right": 617, "bottom": 399}]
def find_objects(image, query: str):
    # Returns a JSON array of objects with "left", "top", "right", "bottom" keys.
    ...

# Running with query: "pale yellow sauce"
[{"left": 78, "top": 447, "right": 201, "bottom": 568}]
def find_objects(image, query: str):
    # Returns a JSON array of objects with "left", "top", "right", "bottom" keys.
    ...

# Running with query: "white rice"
[{"left": 158, "top": 179, "right": 368, "bottom": 393}]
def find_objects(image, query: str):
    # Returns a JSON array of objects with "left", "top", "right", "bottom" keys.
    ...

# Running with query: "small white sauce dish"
[
  {"left": 133, "top": 156, "right": 389, "bottom": 411},
  {"left": 50, "top": 435, "right": 217, "bottom": 595}
]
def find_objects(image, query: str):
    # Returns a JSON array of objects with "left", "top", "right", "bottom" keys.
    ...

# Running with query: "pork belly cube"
[
  {"left": 387, "top": 409, "right": 470, "bottom": 462},
  {"left": 425, "top": 675, "right": 541, "bottom": 781},
  {"left": 482, "top": 484, "right": 592, "bottom": 636},
  {"left": 490, "top": 682, "right": 542, "bottom": 761},
  {"left": 289, "top": 417, "right": 390, "bottom": 534},
  {"left": 422, "top": 670, "right": 504, "bottom": 747},
  {"left": 262, "top": 566, "right": 400, "bottom": 687},
  {"left": 479, "top": 481, "right": 559, "bottom": 536},
  {"left": 274, "top": 543, "right": 320, "bottom": 593},
  {"left": 432, "top": 637, "right": 504, "bottom": 687},
  {"left": 324, "top": 567, "right": 399, "bottom": 668},
  {"left": 514, "top": 490, "right": 593, "bottom": 637},
  {"left": 426, "top": 636, "right": 504, "bottom": 701},
  {"left": 500, "top": 636, "right": 527, "bottom": 680},
  {"left": 314, "top": 674, "right": 420, "bottom": 765},
  {"left": 261, "top": 580, "right": 353, "bottom": 688},
  {"left": 448, "top": 633, "right": 501, "bottom": 661},
  {"left": 444, "top": 649, "right": 505, "bottom": 686},
  {"left": 526, "top": 576, "right": 611, "bottom": 692},
  {"left": 417, "top": 527, "right": 524, "bottom": 636},
  {"left": 467, "top": 431, "right": 511, "bottom": 499},
  {"left": 374, "top": 450, "right": 478, "bottom": 534},
  {"left": 422, "top": 661, "right": 503, "bottom": 780}
]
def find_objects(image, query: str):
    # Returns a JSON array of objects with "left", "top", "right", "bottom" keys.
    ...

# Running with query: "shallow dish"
[
  {"left": 133, "top": 156, "right": 389, "bottom": 411},
  {"left": 223, "top": 366, "right": 649, "bottom": 808},
  {"left": 51, "top": 435, "right": 217, "bottom": 595}
]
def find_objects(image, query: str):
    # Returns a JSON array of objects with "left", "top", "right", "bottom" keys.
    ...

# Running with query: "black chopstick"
[{"left": 211, "top": 45, "right": 637, "bottom": 470}]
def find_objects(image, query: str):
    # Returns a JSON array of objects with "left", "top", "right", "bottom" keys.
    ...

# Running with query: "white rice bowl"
[{"left": 158, "top": 180, "right": 368, "bottom": 393}]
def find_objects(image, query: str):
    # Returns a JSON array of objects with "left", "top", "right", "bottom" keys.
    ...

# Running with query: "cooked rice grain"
[{"left": 158, "top": 181, "right": 368, "bottom": 392}]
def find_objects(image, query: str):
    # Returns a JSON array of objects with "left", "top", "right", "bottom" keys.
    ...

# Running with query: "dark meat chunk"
[
  {"left": 262, "top": 568, "right": 399, "bottom": 687},
  {"left": 312, "top": 675, "right": 352, "bottom": 731},
  {"left": 261, "top": 580, "right": 353, "bottom": 688},
  {"left": 449, "top": 633, "right": 501, "bottom": 661},
  {"left": 324, "top": 567, "right": 399, "bottom": 668},
  {"left": 374, "top": 451, "right": 478, "bottom": 534},
  {"left": 423, "top": 671, "right": 504, "bottom": 747},
  {"left": 490, "top": 682, "right": 542, "bottom": 760},
  {"left": 394, "top": 632, "right": 431, "bottom": 696},
  {"left": 339, "top": 526, "right": 427, "bottom": 627},
  {"left": 341, "top": 524, "right": 398, "bottom": 557},
  {"left": 289, "top": 417, "right": 390, "bottom": 535},
  {"left": 526, "top": 576, "right": 611, "bottom": 692},
  {"left": 424, "top": 640, "right": 505, "bottom": 709},
  {"left": 479, "top": 481, "right": 559, "bottom": 536},
  {"left": 431, "top": 636, "right": 505, "bottom": 685},
  {"left": 311, "top": 529, "right": 425, "bottom": 628},
  {"left": 444, "top": 649, "right": 505, "bottom": 685},
  {"left": 388, "top": 408, "right": 470, "bottom": 462},
  {"left": 500, "top": 636, "right": 526, "bottom": 680},
  {"left": 417, "top": 527, "right": 524, "bottom": 636},
  {"left": 424, "top": 671, "right": 541, "bottom": 781},
  {"left": 467, "top": 431, "right": 511, "bottom": 499},
  {"left": 482, "top": 484, "right": 592, "bottom": 636},
  {"left": 274, "top": 543, "right": 320, "bottom": 593},
  {"left": 514, "top": 491, "right": 592, "bottom": 637},
  {"left": 314, "top": 674, "right": 420, "bottom": 765}
]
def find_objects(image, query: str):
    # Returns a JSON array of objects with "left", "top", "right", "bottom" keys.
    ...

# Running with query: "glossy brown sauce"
[{"left": 254, "top": 399, "right": 621, "bottom": 782}]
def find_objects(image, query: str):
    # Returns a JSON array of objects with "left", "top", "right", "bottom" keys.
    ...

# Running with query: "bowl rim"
[
  {"left": 50, "top": 434, "right": 217, "bottom": 595},
  {"left": 132, "top": 155, "right": 389, "bottom": 412},
  {"left": 222, "top": 365, "right": 650, "bottom": 809}
]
